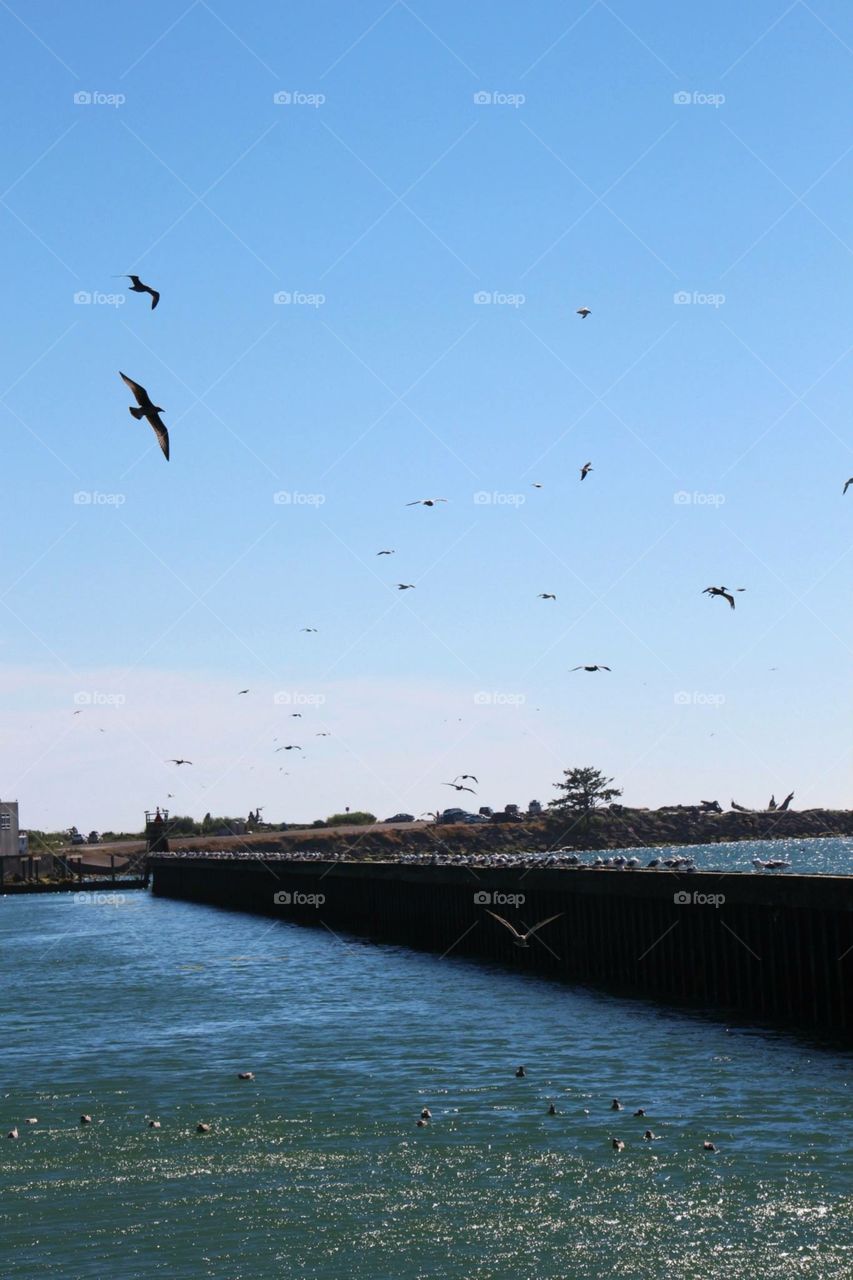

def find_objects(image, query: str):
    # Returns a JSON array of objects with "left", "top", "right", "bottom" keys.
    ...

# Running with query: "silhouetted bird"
[
  {"left": 122, "top": 274, "right": 160, "bottom": 309},
  {"left": 538, "top": 593, "right": 556, "bottom": 600},
  {"left": 443, "top": 781, "right": 476, "bottom": 794},
  {"left": 406, "top": 498, "right": 447, "bottom": 507},
  {"left": 119, "top": 372, "right": 169, "bottom": 460},
  {"left": 577, "top": 307, "right": 591, "bottom": 319},
  {"left": 167, "top": 758, "right": 192, "bottom": 766},
  {"left": 377, "top": 549, "right": 395, "bottom": 555},
  {"left": 844, "top": 478, "right": 852, "bottom": 494},
  {"left": 703, "top": 585, "right": 736, "bottom": 610},
  {"left": 397, "top": 583, "right": 415, "bottom": 590},
  {"left": 580, "top": 461, "right": 593, "bottom": 480},
  {"left": 571, "top": 664, "right": 610, "bottom": 672},
  {"left": 778, "top": 790, "right": 795, "bottom": 810}
]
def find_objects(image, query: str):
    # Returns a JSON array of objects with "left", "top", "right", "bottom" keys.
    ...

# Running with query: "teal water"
[{"left": 1, "top": 857, "right": 851, "bottom": 1279}]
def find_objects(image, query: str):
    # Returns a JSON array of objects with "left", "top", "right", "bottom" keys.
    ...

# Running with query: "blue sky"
[{"left": 1, "top": 0, "right": 851, "bottom": 831}]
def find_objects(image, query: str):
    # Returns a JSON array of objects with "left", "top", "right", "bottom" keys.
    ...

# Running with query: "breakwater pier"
[{"left": 149, "top": 854, "right": 853, "bottom": 1040}]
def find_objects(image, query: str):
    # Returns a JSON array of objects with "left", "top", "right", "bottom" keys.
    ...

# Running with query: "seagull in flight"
[
  {"left": 316, "top": 731, "right": 331, "bottom": 736},
  {"left": 443, "top": 781, "right": 476, "bottom": 794},
  {"left": 406, "top": 498, "right": 447, "bottom": 507},
  {"left": 454, "top": 774, "right": 478, "bottom": 785},
  {"left": 538, "top": 592, "right": 556, "bottom": 600},
  {"left": 397, "top": 583, "right": 415, "bottom": 590},
  {"left": 570, "top": 664, "right": 610, "bottom": 672},
  {"left": 580, "top": 461, "right": 593, "bottom": 480},
  {"left": 576, "top": 307, "right": 591, "bottom": 319},
  {"left": 119, "top": 274, "right": 160, "bottom": 309},
  {"left": 275, "top": 745, "right": 301, "bottom": 752},
  {"left": 237, "top": 689, "right": 249, "bottom": 695},
  {"left": 485, "top": 910, "right": 563, "bottom": 948},
  {"left": 531, "top": 482, "right": 543, "bottom": 488},
  {"left": 167, "top": 758, "right": 193, "bottom": 766},
  {"left": 703, "top": 586, "right": 743, "bottom": 610},
  {"left": 377, "top": 549, "right": 395, "bottom": 555},
  {"left": 119, "top": 372, "right": 169, "bottom": 460},
  {"left": 843, "top": 478, "right": 852, "bottom": 494},
  {"left": 300, "top": 627, "right": 318, "bottom": 632}
]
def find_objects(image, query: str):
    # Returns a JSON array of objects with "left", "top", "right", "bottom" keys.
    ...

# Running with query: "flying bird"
[
  {"left": 300, "top": 628, "right": 318, "bottom": 632},
  {"left": 406, "top": 498, "right": 447, "bottom": 507},
  {"left": 443, "top": 781, "right": 476, "bottom": 794},
  {"left": 843, "top": 478, "right": 852, "bottom": 494},
  {"left": 119, "top": 372, "right": 169, "bottom": 460},
  {"left": 577, "top": 307, "right": 591, "bottom": 319},
  {"left": 120, "top": 274, "right": 160, "bottom": 309},
  {"left": 316, "top": 731, "right": 331, "bottom": 736},
  {"left": 290, "top": 713, "right": 302, "bottom": 718},
  {"left": 275, "top": 745, "right": 301, "bottom": 751},
  {"left": 377, "top": 549, "right": 395, "bottom": 555},
  {"left": 702, "top": 585, "right": 743, "bottom": 610},
  {"left": 570, "top": 664, "right": 611, "bottom": 672},
  {"left": 237, "top": 689, "right": 249, "bottom": 695},
  {"left": 397, "top": 583, "right": 415, "bottom": 590},
  {"left": 167, "top": 758, "right": 192, "bottom": 765},
  {"left": 454, "top": 774, "right": 478, "bottom": 784},
  {"left": 485, "top": 911, "right": 563, "bottom": 948},
  {"left": 580, "top": 461, "right": 593, "bottom": 480},
  {"left": 538, "top": 593, "right": 556, "bottom": 600}
]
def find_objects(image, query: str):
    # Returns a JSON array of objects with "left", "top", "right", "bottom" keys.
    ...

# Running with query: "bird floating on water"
[
  {"left": 7, "top": 1127, "right": 19, "bottom": 1139},
  {"left": 611, "top": 1099, "right": 623, "bottom": 1111},
  {"left": 24, "top": 1117, "right": 38, "bottom": 1125},
  {"left": 119, "top": 372, "right": 169, "bottom": 460},
  {"left": 421, "top": 1108, "right": 432, "bottom": 1119},
  {"left": 237, "top": 1072, "right": 255, "bottom": 1081},
  {"left": 515, "top": 1066, "right": 526, "bottom": 1078},
  {"left": 547, "top": 1102, "right": 558, "bottom": 1116},
  {"left": 612, "top": 1137, "right": 625, "bottom": 1151},
  {"left": 486, "top": 911, "right": 562, "bottom": 949},
  {"left": 703, "top": 1141, "right": 718, "bottom": 1153},
  {"left": 80, "top": 1115, "right": 92, "bottom": 1125},
  {"left": 197, "top": 1123, "right": 211, "bottom": 1134},
  {"left": 119, "top": 274, "right": 160, "bottom": 309},
  {"left": 148, "top": 1120, "right": 161, "bottom": 1129}
]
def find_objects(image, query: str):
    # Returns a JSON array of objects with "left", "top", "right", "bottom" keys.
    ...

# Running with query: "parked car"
[
  {"left": 70, "top": 832, "right": 86, "bottom": 845},
  {"left": 436, "top": 808, "right": 467, "bottom": 824},
  {"left": 490, "top": 809, "right": 524, "bottom": 823},
  {"left": 383, "top": 813, "right": 415, "bottom": 823}
]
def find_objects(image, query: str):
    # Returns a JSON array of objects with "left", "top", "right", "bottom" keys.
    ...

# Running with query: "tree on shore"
[{"left": 549, "top": 767, "right": 622, "bottom": 827}]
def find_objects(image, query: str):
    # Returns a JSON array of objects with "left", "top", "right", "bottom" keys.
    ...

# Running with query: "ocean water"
[{"left": 1, "top": 845, "right": 851, "bottom": 1280}]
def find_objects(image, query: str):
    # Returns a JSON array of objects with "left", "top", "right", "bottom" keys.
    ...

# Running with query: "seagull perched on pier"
[
  {"left": 119, "top": 372, "right": 169, "bottom": 460},
  {"left": 580, "top": 461, "right": 593, "bottom": 480},
  {"left": 485, "top": 910, "right": 562, "bottom": 948},
  {"left": 120, "top": 274, "right": 160, "bottom": 309},
  {"left": 570, "top": 664, "right": 610, "bottom": 673}
]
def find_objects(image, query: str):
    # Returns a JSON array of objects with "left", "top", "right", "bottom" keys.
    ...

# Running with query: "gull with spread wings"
[
  {"left": 485, "top": 910, "right": 563, "bottom": 949},
  {"left": 119, "top": 372, "right": 169, "bottom": 460}
]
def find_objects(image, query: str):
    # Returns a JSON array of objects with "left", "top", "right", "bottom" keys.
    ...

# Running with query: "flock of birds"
[{"left": 5, "top": 1069, "right": 717, "bottom": 1153}]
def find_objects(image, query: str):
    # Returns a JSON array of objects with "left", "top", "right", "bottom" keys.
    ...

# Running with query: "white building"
[{"left": 0, "top": 799, "right": 19, "bottom": 858}]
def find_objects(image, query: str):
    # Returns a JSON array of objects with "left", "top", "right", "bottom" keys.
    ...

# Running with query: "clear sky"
[{"left": 1, "top": 0, "right": 851, "bottom": 832}]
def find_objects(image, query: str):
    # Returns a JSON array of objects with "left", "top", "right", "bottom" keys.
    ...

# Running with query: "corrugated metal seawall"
[{"left": 149, "top": 857, "right": 853, "bottom": 1039}]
